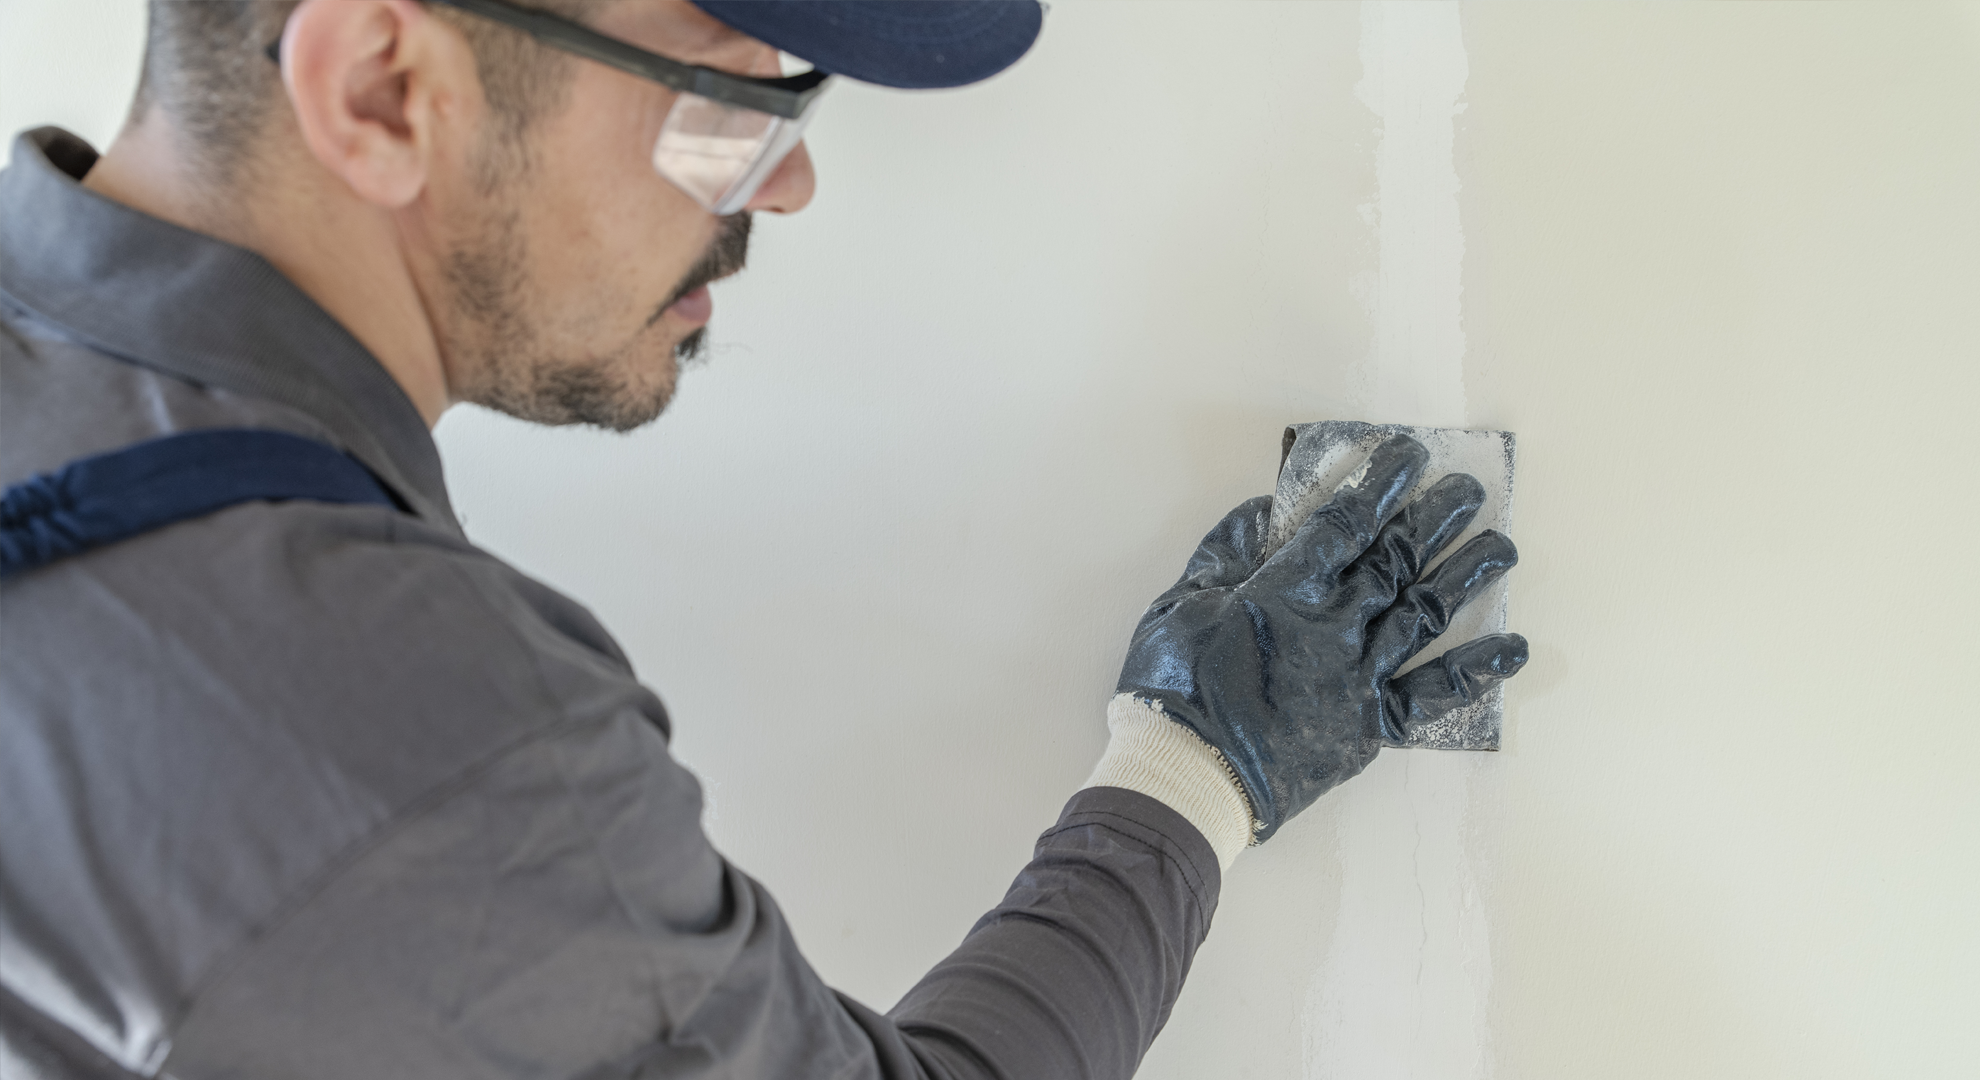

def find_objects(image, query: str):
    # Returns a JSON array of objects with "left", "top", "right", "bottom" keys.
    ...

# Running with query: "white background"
[{"left": 5, "top": 2, "right": 1977, "bottom": 1076}]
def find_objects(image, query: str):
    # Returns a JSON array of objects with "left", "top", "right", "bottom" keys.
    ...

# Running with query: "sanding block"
[{"left": 1267, "top": 421, "right": 1517, "bottom": 751}]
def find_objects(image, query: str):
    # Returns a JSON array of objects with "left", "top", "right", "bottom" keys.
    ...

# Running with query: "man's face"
[{"left": 431, "top": 0, "right": 814, "bottom": 431}]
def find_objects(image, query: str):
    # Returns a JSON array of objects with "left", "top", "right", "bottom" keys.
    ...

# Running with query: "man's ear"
[{"left": 280, "top": 0, "right": 480, "bottom": 208}]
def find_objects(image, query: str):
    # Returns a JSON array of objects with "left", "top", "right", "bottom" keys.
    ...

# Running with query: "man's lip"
[{"left": 667, "top": 284, "right": 713, "bottom": 327}]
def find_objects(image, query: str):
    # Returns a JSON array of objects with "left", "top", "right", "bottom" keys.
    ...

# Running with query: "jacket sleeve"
[
  {"left": 879, "top": 786, "right": 1220, "bottom": 1079},
  {"left": 160, "top": 707, "right": 1221, "bottom": 1080}
]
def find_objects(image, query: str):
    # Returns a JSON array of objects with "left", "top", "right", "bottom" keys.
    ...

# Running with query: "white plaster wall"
[
  {"left": 5, "top": 3, "right": 1976, "bottom": 1077},
  {"left": 1459, "top": 5, "right": 1980, "bottom": 1076}
]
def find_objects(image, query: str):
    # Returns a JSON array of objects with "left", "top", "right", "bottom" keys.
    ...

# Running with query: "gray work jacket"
[{"left": 0, "top": 128, "right": 1220, "bottom": 1080}]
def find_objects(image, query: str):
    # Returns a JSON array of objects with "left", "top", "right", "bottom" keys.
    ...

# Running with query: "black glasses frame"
[
  {"left": 431, "top": 0, "right": 828, "bottom": 119},
  {"left": 266, "top": 0, "right": 830, "bottom": 121}
]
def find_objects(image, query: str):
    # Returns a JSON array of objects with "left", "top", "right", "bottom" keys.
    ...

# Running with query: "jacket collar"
[{"left": 0, "top": 128, "right": 458, "bottom": 530}]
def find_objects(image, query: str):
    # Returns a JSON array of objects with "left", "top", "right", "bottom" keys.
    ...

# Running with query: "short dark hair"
[{"left": 133, "top": 0, "right": 587, "bottom": 190}]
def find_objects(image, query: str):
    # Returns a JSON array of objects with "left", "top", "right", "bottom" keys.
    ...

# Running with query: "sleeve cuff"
[{"left": 1080, "top": 694, "right": 1257, "bottom": 871}]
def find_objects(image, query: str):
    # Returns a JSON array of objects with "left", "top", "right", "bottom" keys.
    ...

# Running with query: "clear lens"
[{"left": 652, "top": 85, "right": 823, "bottom": 215}]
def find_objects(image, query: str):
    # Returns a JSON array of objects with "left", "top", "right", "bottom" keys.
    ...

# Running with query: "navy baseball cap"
[{"left": 688, "top": 1, "right": 1045, "bottom": 90}]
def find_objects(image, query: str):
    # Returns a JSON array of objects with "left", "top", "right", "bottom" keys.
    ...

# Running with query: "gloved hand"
[{"left": 1115, "top": 434, "right": 1528, "bottom": 843}]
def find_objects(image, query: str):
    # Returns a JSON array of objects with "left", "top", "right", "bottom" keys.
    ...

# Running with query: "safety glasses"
[{"left": 424, "top": 0, "right": 831, "bottom": 214}]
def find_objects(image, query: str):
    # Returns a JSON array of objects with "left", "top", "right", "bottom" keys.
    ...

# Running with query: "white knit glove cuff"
[{"left": 1082, "top": 693, "right": 1258, "bottom": 872}]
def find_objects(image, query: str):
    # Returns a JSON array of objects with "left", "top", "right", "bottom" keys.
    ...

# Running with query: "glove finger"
[
  {"left": 1258, "top": 434, "right": 1429, "bottom": 587},
  {"left": 1363, "top": 529, "right": 1519, "bottom": 673},
  {"left": 1381, "top": 633, "right": 1529, "bottom": 743},
  {"left": 1342, "top": 472, "right": 1486, "bottom": 617},
  {"left": 1167, "top": 495, "right": 1275, "bottom": 595}
]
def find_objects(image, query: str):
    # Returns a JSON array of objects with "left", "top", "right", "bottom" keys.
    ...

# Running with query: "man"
[{"left": 0, "top": 1, "right": 1528, "bottom": 1077}]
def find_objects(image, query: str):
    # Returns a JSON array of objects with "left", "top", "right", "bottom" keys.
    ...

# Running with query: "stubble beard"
[{"left": 444, "top": 200, "right": 752, "bottom": 433}]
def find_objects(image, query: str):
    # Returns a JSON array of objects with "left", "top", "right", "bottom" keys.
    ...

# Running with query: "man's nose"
[{"left": 745, "top": 141, "right": 815, "bottom": 214}]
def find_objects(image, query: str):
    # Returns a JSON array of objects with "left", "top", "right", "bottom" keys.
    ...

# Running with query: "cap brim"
[{"left": 689, "top": 1, "right": 1043, "bottom": 90}]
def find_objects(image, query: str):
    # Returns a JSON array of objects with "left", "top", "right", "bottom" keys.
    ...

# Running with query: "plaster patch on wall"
[
  {"left": 683, "top": 762, "right": 722, "bottom": 829},
  {"left": 1352, "top": 0, "right": 1470, "bottom": 431},
  {"left": 1304, "top": 4, "right": 1492, "bottom": 1077}
]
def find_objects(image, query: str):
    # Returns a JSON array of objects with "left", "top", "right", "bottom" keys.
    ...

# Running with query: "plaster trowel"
[{"left": 1267, "top": 421, "right": 1517, "bottom": 750}]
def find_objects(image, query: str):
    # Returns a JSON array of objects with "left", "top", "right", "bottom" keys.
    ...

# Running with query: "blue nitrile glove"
[{"left": 1115, "top": 434, "right": 1528, "bottom": 843}]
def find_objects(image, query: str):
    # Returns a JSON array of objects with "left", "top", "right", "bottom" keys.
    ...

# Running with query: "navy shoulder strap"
[{"left": 0, "top": 428, "right": 406, "bottom": 581}]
